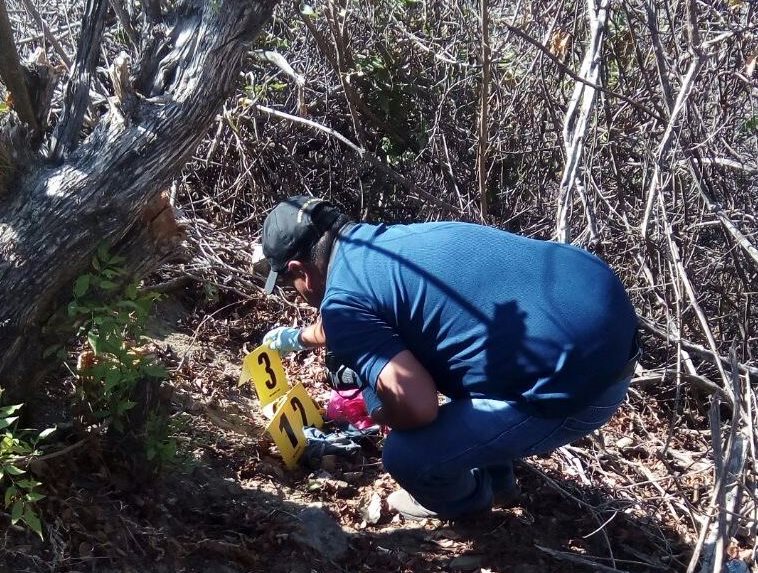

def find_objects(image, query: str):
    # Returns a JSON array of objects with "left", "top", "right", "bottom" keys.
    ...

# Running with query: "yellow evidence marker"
[
  {"left": 239, "top": 345, "right": 288, "bottom": 408},
  {"left": 266, "top": 383, "right": 324, "bottom": 469},
  {"left": 239, "top": 345, "right": 324, "bottom": 469}
]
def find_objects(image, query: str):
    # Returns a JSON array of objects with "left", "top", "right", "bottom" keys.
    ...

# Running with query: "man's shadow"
[{"left": 355, "top": 458, "right": 692, "bottom": 572}]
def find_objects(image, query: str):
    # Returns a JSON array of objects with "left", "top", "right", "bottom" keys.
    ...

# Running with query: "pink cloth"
[{"left": 325, "top": 390, "right": 375, "bottom": 430}]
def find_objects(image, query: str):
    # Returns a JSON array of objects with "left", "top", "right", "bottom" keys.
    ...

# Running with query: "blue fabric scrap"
[{"left": 301, "top": 425, "right": 381, "bottom": 468}]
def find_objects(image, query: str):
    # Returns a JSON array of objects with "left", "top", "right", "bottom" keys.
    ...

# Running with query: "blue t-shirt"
[{"left": 320, "top": 222, "right": 637, "bottom": 416}]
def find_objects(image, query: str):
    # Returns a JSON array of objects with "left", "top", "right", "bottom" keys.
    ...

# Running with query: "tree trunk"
[{"left": 0, "top": 0, "right": 278, "bottom": 410}]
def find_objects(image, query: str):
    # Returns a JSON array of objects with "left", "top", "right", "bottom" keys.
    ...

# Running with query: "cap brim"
[{"left": 264, "top": 269, "right": 279, "bottom": 295}]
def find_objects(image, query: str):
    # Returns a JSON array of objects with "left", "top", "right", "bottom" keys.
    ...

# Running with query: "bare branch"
[
  {"left": 254, "top": 103, "right": 462, "bottom": 217},
  {"left": 638, "top": 317, "right": 758, "bottom": 379},
  {"left": 18, "top": 0, "right": 73, "bottom": 70},
  {"left": 49, "top": 0, "right": 109, "bottom": 161},
  {"left": 555, "top": 0, "right": 609, "bottom": 242},
  {"left": 639, "top": 55, "right": 703, "bottom": 237},
  {"left": 108, "top": 0, "right": 140, "bottom": 50},
  {"left": 693, "top": 157, "right": 758, "bottom": 174},
  {"left": 477, "top": 0, "right": 491, "bottom": 219},
  {"left": 0, "top": 0, "right": 39, "bottom": 131},
  {"left": 500, "top": 20, "right": 665, "bottom": 124},
  {"left": 144, "top": 0, "right": 162, "bottom": 23}
]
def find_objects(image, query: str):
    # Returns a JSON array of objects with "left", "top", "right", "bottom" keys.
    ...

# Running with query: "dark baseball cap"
[{"left": 262, "top": 196, "right": 342, "bottom": 294}]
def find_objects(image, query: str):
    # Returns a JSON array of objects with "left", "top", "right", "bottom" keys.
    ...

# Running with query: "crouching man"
[{"left": 261, "top": 196, "right": 638, "bottom": 520}]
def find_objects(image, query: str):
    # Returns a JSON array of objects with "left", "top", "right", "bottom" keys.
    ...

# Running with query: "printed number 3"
[{"left": 258, "top": 351, "right": 277, "bottom": 389}]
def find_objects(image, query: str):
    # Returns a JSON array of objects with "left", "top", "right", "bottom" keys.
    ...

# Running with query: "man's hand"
[{"left": 263, "top": 326, "right": 306, "bottom": 354}]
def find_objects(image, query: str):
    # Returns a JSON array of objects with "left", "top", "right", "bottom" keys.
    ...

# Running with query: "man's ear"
[{"left": 286, "top": 260, "right": 306, "bottom": 279}]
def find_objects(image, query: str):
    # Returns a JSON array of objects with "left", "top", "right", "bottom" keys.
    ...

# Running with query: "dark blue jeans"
[{"left": 382, "top": 374, "right": 632, "bottom": 518}]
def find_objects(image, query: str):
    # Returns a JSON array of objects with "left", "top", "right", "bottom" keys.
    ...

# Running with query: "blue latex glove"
[
  {"left": 361, "top": 385, "right": 383, "bottom": 418},
  {"left": 263, "top": 326, "right": 306, "bottom": 355}
]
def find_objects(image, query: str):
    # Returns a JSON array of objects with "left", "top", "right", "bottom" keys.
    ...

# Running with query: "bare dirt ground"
[{"left": 0, "top": 293, "right": 747, "bottom": 573}]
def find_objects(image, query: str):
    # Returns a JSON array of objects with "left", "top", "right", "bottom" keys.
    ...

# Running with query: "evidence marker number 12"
[{"left": 239, "top": 345, "right": 323, "bottom": 468}]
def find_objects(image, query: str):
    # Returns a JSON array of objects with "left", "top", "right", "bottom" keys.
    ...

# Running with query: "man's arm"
[
  {"left": 371, "top": 350, "right": 438, "bottom": 430},
  {"left": 299, "top": 315, "right": 326, "bottom": 348}
]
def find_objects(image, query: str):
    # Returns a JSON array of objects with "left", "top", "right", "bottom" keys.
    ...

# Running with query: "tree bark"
[{"left": 0, "top": 0, "right": 278, "bottom": 409}]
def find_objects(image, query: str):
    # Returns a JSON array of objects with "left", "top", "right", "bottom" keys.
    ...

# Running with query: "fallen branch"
[
  {"left": 638, "top": 317, "right": 758, "bottom": 379},
  {"left": 254, "top": 103, "right": 462, "bottom": 217},
  {"left": 18, "top": 0, "right": 73, "bottom": 69},
  {"left": 535, "top": 544, "right": 631, "bottom": 573}
]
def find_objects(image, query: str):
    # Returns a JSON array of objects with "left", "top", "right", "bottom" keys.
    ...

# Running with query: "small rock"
[
  {"left": 332, "top": 480, "right": 354, "bottom": 497},
  {"left": 449, "top": 554, "right": 483, "bottom": 571},
  {"left": 437, "top": 528, "right": 462, "bottom": 540},
  {"left": 258, "top": 460, "right": 286, "bottom": 479},
  {"left": 28, "top": 458, "right": 49, "bottom": 477},
  {"left": 291, "top": 507, "right": 349, "bottom": 561},
  {"left": 320, "top": 455, "right": 337, "bottom": 471},
  {"left": 362, "top": 492, "right": 382, "bottom": 524},
  {"left": 616, "top": 436, "right": 634, "bottom": 449},
  {"left": 78, "top": 541, "right": 94, "bottom": 559}
]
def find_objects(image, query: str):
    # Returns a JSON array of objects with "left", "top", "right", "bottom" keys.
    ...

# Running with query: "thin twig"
[
  {"left": 535, "top": 545, "right": 631, "bottom": 573},
  {"left": 254, "top": 104, "right": 462, "bottom": 217}
]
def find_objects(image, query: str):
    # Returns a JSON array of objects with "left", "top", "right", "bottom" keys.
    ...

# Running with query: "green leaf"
[
  {"left": 116, "top": 300, "right": 143, "bottom": 312},
  {"left": 100, "top": 280, "right": 117, "bottom": 290},
  {"left": 43, "top": 344, "right": 63, "bottom": 359},
  {"left": 22, "top": 507, "right": 43, "bottom": 539},
  {"left": 0, "top": 416, "right": 19, "bottom": 430},
  {"left": 97, "top": 243, "right": 109, "bottom": 262},
  {"left": 25, "top": 491, "right": 45, "bottom": 502},
  {"left": 38, "top": 428, "right": 56, "bottom": 440},
  {"left": 0, "top": 102, "right": 8, "bottom": 113},
  {"left": 125, "top": 283, "right": 138, "bottom": 299},
  {"left": 67, "top": 301, "right": 80, "bottom": 317},
  {"left": 11, "top": 500, "right": 23, "bottom": 524},
  {"left": 87, "top": 332, "right": 101, "bottom": 354},
  {"left": 5, "top": 465, "right": 25, "bottom": 476},
  {"left": 4, "top": 485, "right": 17, "bottom": 507},
  {"left": 141, "top": 363, "right": 167, "bottom": 379},
  {"left": 117, "top": 400, "right": 137, "bottom": 415},
  {"left": 74, "top": 274, "right": 91, "bottom": 297},
  {"left": 91, "top": 255, "right": 101, "bottom": 271},
  {"left": 16, "top": 479, "right": 42, "bottom": 489},
  {"left": 0, "top": 404, "right": 23, "bottom": 417}
]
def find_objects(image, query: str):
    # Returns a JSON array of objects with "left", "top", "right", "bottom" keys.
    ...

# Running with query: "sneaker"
[
  {"left": 492, "top": 482, "right": 522, "bottom": 508},
  {"left": 387, "top": 489, "right": 492, "bottom": 521},
  {"left": 387, "top": 489, "right": 440, "bottom": 520}
]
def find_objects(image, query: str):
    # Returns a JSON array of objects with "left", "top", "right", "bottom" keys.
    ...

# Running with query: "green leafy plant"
[
  {"left": 144, "top": 412, "right": 181, "bottom": 471},
  {"left": 741, "top": 114, "right": 758, "bottom": 135},
  {"left": 1, "top": 398, "right": 54, "bottom": 539},
  {"left": 67, "top": 245, "right": 165, "bottom": 432}
]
